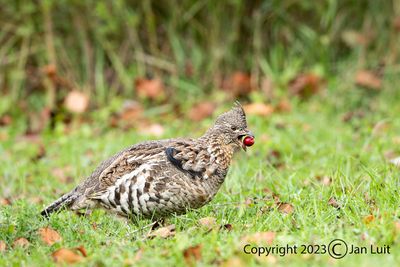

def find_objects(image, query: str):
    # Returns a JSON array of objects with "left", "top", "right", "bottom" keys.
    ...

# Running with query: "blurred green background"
[
  {"left": 1, "top": 0, "right": 399, "bottom": 115},
  {"left": 2, "top": 2, "right": 400, "bottom": 266}
]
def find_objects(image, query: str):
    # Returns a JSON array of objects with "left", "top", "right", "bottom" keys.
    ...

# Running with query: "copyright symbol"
[{"left": 328, "top": 239, "right": 348, "bottom": 259}]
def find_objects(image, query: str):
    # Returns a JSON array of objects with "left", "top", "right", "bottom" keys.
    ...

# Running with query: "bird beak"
[
  {"left": 245, "top": 130, "right": 254, "bottom": 138},
  {"left": 239, "top": 130, "right": 255, "bottom": 152}
]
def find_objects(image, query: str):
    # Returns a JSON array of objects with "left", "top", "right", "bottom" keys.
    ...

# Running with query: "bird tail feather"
[{"left": 40, "top": 189, "right": 78, "bottom": 217}]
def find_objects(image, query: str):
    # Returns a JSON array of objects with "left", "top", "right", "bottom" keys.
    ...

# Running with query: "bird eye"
[{"left": 231, "top": 126, "right": 237, "bottom": 131}]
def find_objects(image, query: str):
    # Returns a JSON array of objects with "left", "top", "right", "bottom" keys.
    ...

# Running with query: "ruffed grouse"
[{"left": 41, "top": 104, "right": 254, "bottom": 219}]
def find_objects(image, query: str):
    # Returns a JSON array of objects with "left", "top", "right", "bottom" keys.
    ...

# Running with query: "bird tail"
[{"left": 40, "top": 189, "right": 78, "bottom": 217}]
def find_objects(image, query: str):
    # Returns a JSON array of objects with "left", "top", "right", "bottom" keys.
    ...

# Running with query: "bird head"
[{"left": 209, "top": 102, "right": 254, "bottom": 151}]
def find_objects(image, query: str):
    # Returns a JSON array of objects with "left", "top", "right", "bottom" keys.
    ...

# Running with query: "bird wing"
[
  {"left": 97, "top": 141, "right": 167, "bottom": 188},
  {"left": 165, "top": 141, "right": 217, "bottom": 179}
]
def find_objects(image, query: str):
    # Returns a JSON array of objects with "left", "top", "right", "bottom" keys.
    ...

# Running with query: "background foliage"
[
  {"left": 1, "top": 1, "right": 400, "bottom": 266},
  {"left": 1, "top": 0, "right": 399, "bottom": 110}
]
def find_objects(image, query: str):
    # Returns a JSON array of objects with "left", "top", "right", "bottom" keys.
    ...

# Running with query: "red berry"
[{"left": 243, "top": 136, "right": 254, "bottom": 146}]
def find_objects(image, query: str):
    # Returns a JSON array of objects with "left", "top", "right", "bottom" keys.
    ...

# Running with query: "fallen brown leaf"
[
  {"left": 289, "top": 73, "right": 322, "bottom": 98},
  {"left": 135, "top": 78, "right": 165, "bottom": 100},
  {"left": 52, "top": 248, "right": 84, "bottom": 264},
  {"left": 39, "top": 227, "right": 62, "bottom": 245},
  {"left": 183, "top": 244, "right": 202, "bottom": 266},
  {"left": 0, "top": 240, "right": 6, "bottom": 252},
  {"left": 43, "top": 64, "right": 57, "bottom": 78},
  {"left": 328, "top": 197, "right": 340, "bottom": 209},
  {"left": 139, "top": 123, "right": 165, "bottom": 137},
  {"left": 393, "top": 17, "right": 400, "bottom": 32},
  {"left": 0, "top": 132, "right": 8, "bottom": 141},
  {"left": 316, "top": 175, "right": 332, "bottom": 186},
  {"left": 0, "top": 114, "right": 12, "bottom": 126},
  {"left": 243, "top": 103, "right": 274, "bottom": 116},
  {"left": 394, "top": 221, "right": 400, "bottom": 232},
  {"left": 12, "top": 237, "right": 30, "bottom": 248},
  {"left": 134, "top": 248, "right": 144, "bottom": 262},
  {"left": 118, "top": 101, "right": 143, "bottom": 123},
  {"left": 147, "top": 224, "right": 175, "bottom": 239},
  {"left": 221, "top": 224, "right": 233, "bottom": 231},
  {"left": 372, "top": 121, "right": 390, "bottom": 136},
  {"left": 363, "top": 215, "right": 375, "bottom": 224},
  {"left": 0, "top": 198, "right": 12, "bottom": 206},
  {"left": 222, "top": 71, "right": 253, "bottom": 97},
  {"left": 189, "top": 102, "right": 216, "bottom": 121},
  {"left": 75, "top": 246, "right": 87, "bottom": 257},
  {"left": 241, "top": 231, "right": 276, "bottom": 245},
  {"left": 64, "top": 91, "right": 89, "bottom": 113},
  {"left": 30, "top": 196, "right": 44, "bottom": 204},
  {"left": 355, "top": 70, "right": 382, "bottom": 90},
  {"left": 198, "top": 217, "right": 217, "bottom": 229},
  {"left": 277, "top": 202, "right": 294, "bottom": 214},
  {"left": 342, "top": 110, "right": 366, "bottom": 122},
  {"left": 276, "top": 99, "right": 291, "bottom": 112},
  {"left": 221, "top": 256, "right": 245, "bottom": 267}
]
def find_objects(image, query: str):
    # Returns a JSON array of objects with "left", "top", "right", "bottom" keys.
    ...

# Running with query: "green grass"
[{"left": 1, "top": 72, "right": 400, "bottom": 266}]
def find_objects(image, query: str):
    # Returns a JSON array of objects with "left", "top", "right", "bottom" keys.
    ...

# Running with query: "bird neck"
[{"left": 199, "top": 132, "right": 236, "bottom": 170}]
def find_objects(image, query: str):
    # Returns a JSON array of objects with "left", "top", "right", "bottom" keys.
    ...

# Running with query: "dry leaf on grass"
[
  {"left": 198, "top": 217, "right": 217, "bottom": 229},
  {"left": 76, "top": 246, "right": 87, "bottom": 257},
  {"left": 139, "top": 123, "right": 165, "bottom": 137},
  {"left": 0, "top": 241, "right": 6, "bottom": 252},
  {"left": 372, "top": 121, "right": 390, "bottom": 136},
  {"left": 355, "top": 70, "right": 382, "bottom": 90},
  {"left": 52, "top": 248, "right": 84, "bottom": 264},
  {"left": 394, "top": 17, "right": 400, "bottom": 32},
  {"left": 118, "top": 101, "right": 143, "bottom": 123},
  {"left": 316, "top": 175, "right": 332, "bottom": 186},
  {"left": 0, "top": 115, "right": 12, "bottom": 126},
  {"left": 134, "top": 248, "right": 144, "bottom": 261},
  {"left": 328, "top": 197, "right": 340, "bottom": 209},
  {"left": 135, "top": 78, "right": 165, "bottom": 100},
  {"left": 147, "top": 224, "right": 175, "bottom": 239},
  {"left": 289, "top": 73, "right": 323, "bottom": 98},
  {"left": 64, "top": 91, "right": 89, "bottom": 113},
  {"left": 276, "top": 99, "right": 292, "bottom": 112},
  {"left": 39, "top": 227, "right": 62, "bottom": 245},
  {"left": 221, "top": 256, "right": 245, "bottom": 267},
  {"left": 394, "top": 221, "right": 400, "bottom": 232},
  {"left": 183, "top": 244, "right": 202, "bottom": 266},
  {"left": 222, "top": 72, "right": 253, "bottom": 97},
  {"left": 221, "top": 224, "right": 233, "bottom": 231},
  {"left": 123, "top": 248, "right": 144, "bottom": 266},
  {"left": 12, "top": 237, "right": 30, "bottom": 248},
  {"left": 277, "top": 202, "right": 294, "bottom": 214},
  {"left": 189, "top": 102, "right": 216, "bottom": 121},
  {"left": 241, "top": 232, "right": 276, "bottom": 245},
  {"left": 0, "top": 198, "right": 12, "bottom": 206},
  {"left": 363, "top": 215, "right": 375, "bottom": 224},
  {"left": 243, "top": 103, "right": 274, "bottom": 116}
]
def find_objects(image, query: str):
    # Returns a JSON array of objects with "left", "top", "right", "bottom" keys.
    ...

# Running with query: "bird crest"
[{"left": 214, "top": 101, "right": 247, "bottom": 128}]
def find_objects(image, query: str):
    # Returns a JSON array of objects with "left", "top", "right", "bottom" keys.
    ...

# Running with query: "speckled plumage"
[{"left": 41, "top": 103, "right": 253, "bottom": 219}]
